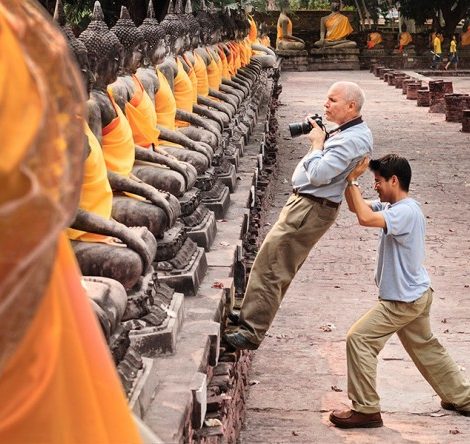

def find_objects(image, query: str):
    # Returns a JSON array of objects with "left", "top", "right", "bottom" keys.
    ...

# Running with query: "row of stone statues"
[{"left": 52, "top": 0, "right": 276, "bottom": 365}]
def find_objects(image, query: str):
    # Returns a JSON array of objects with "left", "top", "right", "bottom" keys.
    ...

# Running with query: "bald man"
[{"left": 225, "top": 82, "right": 373, "bottom": 350}]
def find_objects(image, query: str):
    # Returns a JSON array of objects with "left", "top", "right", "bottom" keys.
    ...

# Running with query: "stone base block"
[
  {"left": 158, "top": 246, "right": 208, "bottom": 296},
  {"left": 129, "top": 290, "right": 185, "bottom": 357},
  {"left": 129, "top": 357, "right": 160, "bottom": 418},
  {"left": 186, "top": 208, "right": 217, "bottom": 252},
  {"left": 275, "top": 49, "right": 309, "bottom": 72},
  {"left": 216, "top": 162, "right": 237, "bottom": 193},
  {"left": 202, "top": 183, "right": 231, "bottom": 219},
  {"left": 309, "top": 47, "right": 360, "bottom": 70}
]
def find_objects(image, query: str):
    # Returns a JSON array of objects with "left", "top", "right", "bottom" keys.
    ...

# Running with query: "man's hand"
[
  {"left": 347, "top": 157, "right": 370, "bottom": 181},
  {"left": 307, "top": 118, "right": 326, "bottom": 151}
]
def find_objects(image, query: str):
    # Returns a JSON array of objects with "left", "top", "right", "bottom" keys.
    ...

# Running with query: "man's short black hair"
[{"left": 369, "top": 154, "right": 412, "bottom": 192}]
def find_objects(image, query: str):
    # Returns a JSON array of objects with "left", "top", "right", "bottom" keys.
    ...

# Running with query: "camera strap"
[{"left": 329, "top": 116, "right": 363, "bottom": 138}]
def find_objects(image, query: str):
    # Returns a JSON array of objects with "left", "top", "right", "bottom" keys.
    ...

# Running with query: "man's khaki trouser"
[
  {"left": 239, "top": 194, "right": 339, "bottom": 345},
  {"left": 347, "top": 288, "right": 470, "bottom": 414}
]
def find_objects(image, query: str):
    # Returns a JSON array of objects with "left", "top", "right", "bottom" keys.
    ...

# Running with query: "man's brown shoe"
[
  {"left": 329, "top": 409, "right": 383, "bottom": 429},
  {"left": 441, "top": 401, "right": 470, "bottom": 417}
]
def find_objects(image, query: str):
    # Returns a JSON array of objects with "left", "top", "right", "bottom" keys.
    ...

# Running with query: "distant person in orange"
[{"left": 0, "top": 1, "right": 142, "bottom": 442}]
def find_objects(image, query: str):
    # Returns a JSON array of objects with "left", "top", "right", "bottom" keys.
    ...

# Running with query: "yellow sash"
[
  {"left": 67, "top": 122, "right": 113, "bottom": 242},
  {"left": 183, "top": 54, "right": 198, "bottom": 103},
  {"left": 102, "top": 89, "right": 135, "bottom": 177},
  {"left": 248, "top": 15, "right": 257, "bottom": 43},
  {"left": 154, "top": 68, "right": 177, "bottom": 130},
  {"left": 174, "top": 58, "right": 193, "bottom": 127},
  {"left": 206, "top": 49, "right": 220, "bottom": 90},
  {"left": 124, "top": 75, "right": 160, "bottom": 147},
  {"left": 194, "top": 52, "right": 210, "bottom": 97},
  {"left": 218, "top": 46, "right": 231, "bottom": 80}
]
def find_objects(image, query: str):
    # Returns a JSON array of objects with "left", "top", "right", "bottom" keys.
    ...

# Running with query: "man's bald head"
[{"left": 329, "top": 81, "right": 365, "bottom": 112}]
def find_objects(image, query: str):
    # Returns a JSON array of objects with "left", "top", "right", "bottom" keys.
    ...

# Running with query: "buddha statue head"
[
  {"left": 138, "top": 0, "right": 167, "bottom": 66},
  {"left": 160, "top": 0, "right": 186, "bottom": 56},
  {"left": 196, "top": 0, "right": 212, "bottom": 46},
  {"left": 182, "top": 0, "right": 201, "bottom": 50},
  {"left": 331, "top": 1, "right": 341, "bottom": 12},
  {"left": 54, "top": 0, "right": 92, "bottom": 93},
  {"left": 111, "top": 6, "right": 145, "bottom": 75},
  {"left": 79, "top": 1, "right": 123, "bottom": 90}
]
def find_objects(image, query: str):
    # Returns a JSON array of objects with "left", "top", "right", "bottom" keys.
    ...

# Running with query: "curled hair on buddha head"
[
  {"left": 79, "top": 1, "right": 122, "bottom": 65},
  {"left": 139, "top": 0, "right": 165, "bottom": 52},
  {"left": 196, "top": 0, "right": 212, "bottom": 42},
  {"left": 369, "top": 154, "right": 412, "bottom": 192},
  {"left": 111, "top": 6, "right": 144, "bottom": 51},
  {"left": 54, "top": 0, "right": 87, "bottom": 62},
  {"left": 160, "top": 0, "right": 185, "bottom": 45},
  {"left": 183, "top": 0, "right": 200, "bottom": 37}
]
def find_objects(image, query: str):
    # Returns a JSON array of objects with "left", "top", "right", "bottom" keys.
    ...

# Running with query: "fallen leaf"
[
  {"left": 249, "top": 380, "right": 260, "bottom": 386},
  {"left": 331, "top": 385, "right": 342, "bottom": 392},
  {"left": 212, "top": 281, "right": 224, "bottom": 289},
  {"left": 441, "top": 318, "right": 447, "bottom": 323},
  {"left": 292, "top": 431, "right": 299, "bottom": 436},
  {"left": 219, "top": 241, "right": 230, "bottom": 246},
  {"left": 205, "top": 418, "right": 223, "bottom": 427},
  {"left": 449, "top": 428, "right": 461, "bottom": 435}
]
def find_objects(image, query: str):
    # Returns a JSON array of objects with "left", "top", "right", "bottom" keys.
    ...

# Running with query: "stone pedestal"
[
  {"left": 275, "top": 49, "right": 308, "bottom": 71},
  {"left": 309, "top": 47, "right": 360, "bottom": 70}
]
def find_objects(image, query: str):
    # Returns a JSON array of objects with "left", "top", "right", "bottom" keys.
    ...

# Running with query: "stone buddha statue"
[
  {"left": 314, "top": 1, "right": 357, "bottom": 49},
  {"left": 108, "top": 6, "right": 200, "bottom": 195},
  {"left": 398, "top": 24, "right": 414, "bottom": 52},
  {"left": 78, "top": 2, "right": 181, "bottom": 241},
  {"left": 276, "top": 7, "right": 306, "bottom": 50},
  {"left": 461, "top": 23, "right": 470, "bottom": 47},
  {"left": 367, "top": 30, "right": 383, "bottom": 49},
  {"left": 55, "top": 3, "right": 157, "bottom": 290}
]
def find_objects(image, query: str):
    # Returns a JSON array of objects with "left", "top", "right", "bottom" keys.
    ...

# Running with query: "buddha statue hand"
[
  {"left": 135, "top": 146, "right": 197, "bottom": 189},
  {"left": 82, "top": 276, "right": 128, "bottom": 340},
  {"left": 108, "top": 171, "right": 182, "bottom": 226},
  {"left": 71, "top": 208, "right": 155, "bottom": 272}
]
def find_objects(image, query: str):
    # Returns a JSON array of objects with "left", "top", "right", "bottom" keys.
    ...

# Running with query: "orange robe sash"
[
  {"left": 174, "top": 58, "right": 194, "bottom": 127},
  {"left": 206, "top": 49, "right": 220, "bottom": 91},
  {"left": 124, "top": 75, "right": 160, "bottom": 148},
  {"left": 325, "top": 13, "right": 353, "bottom": 42},
  {"left": 154, "top": 68, "right": 177, "bottom": 131},
  {"left": 248, "top": 15, "right": 257, "bottom": 43},
  {"left": 183, "top": 54, "right": 198, "bottom": 104},
  {"left": 0, "top": 234, "right": 141, "bottom": 443},
  {"left": 102, "top": 90, "right": 135, "bottom": 177},
  {"left": 194, "top": 52, "right": 210, "bottom": 97},
  {"left": 277, "top": 16, "right": 293, "bottom": 40},
  {"left": 67, "top": 122, "right": 113, "bottom": 243},
  {"left": 217, "top": 46, "right": 231, "bottom": 80}
]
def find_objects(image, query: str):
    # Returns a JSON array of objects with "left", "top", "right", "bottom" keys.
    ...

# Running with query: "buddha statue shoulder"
[{"left": 314, "top": 1, "right": 356, "bottom": 49}]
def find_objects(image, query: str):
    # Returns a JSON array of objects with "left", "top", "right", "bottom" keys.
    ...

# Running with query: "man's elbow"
[{"left": 357, "top": 214, "right": 376, "bottom": 227}]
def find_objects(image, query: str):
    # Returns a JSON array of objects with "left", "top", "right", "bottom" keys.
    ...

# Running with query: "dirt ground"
[{"left": 240, "top": 71, "right": 470, "bottom": 443}]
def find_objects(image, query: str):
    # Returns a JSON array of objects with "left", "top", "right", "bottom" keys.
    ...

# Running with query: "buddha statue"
[
  {"left": 398, "top": 24, "right": 414, "bottom": 52},
  {"left": 108, "top": 6, "right": 199, "bottom": 196},
  {"left": 313, "top": 1, "right": 357, "bottom": 49},
  {"left": 461, "top": 23, "right": 470, "bottom": 47},
  {"left": 56, "top": 3, "right": 157, "bottom": 290},
  {"left": 78, "top": 2, "right": 181, "bottom": 241},
  {"left": 367, "top": 30, "right": 383, "bottom": 49},
  {"left": 246, "top": 8, "right": 277, "bottom": 68},
  {"left": 276, "top": 7, "right": 305, "bottom": 50}
]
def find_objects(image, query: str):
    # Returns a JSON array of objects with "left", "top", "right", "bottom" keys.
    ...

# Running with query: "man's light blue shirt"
[
  {"left": 372, "top": 198, "right": 430, "bottom": 302},
  {"left": 291, "top": 121, "right": 373, "bottom": 203}
]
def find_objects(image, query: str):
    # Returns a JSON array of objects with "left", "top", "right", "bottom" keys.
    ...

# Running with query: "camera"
[{"left": 288, "top": 114, "right": 326, "bottom": 138}]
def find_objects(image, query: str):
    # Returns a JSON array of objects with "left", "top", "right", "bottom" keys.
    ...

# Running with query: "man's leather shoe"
[
  {"left": 441, "top": 400, "right": 470, "bottom": 417},
  {"left": 329, "top": 409, "right": 383, "bottom": 429},
  {"left": 223, "top": 332, "right": 259, "bottom": 351}
]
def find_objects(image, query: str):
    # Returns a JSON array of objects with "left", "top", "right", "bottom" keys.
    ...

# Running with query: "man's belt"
[{"left": 292, "top": 188, "right": 340, "bottom": 209}]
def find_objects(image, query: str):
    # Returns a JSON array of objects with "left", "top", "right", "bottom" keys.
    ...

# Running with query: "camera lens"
[{"left": 288, "top": 123, "right": 304, "bottom": 138}]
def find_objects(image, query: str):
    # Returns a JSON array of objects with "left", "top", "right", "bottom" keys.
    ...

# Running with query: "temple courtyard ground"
[{"left": 240, "top": 71, "right": 470, "bottom": 443}]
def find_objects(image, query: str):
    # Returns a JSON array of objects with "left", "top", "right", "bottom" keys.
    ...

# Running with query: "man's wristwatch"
[{"left": 347, "top": 179, "right": 360, "bottom": 187}]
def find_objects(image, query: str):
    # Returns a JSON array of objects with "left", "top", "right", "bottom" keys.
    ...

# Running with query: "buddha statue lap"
[
  {"left": 313, "top": 1, "right": 357, "bottom": 49},
  {"left": 276, "top": 9, "right": 305, "bottom": 50}
]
